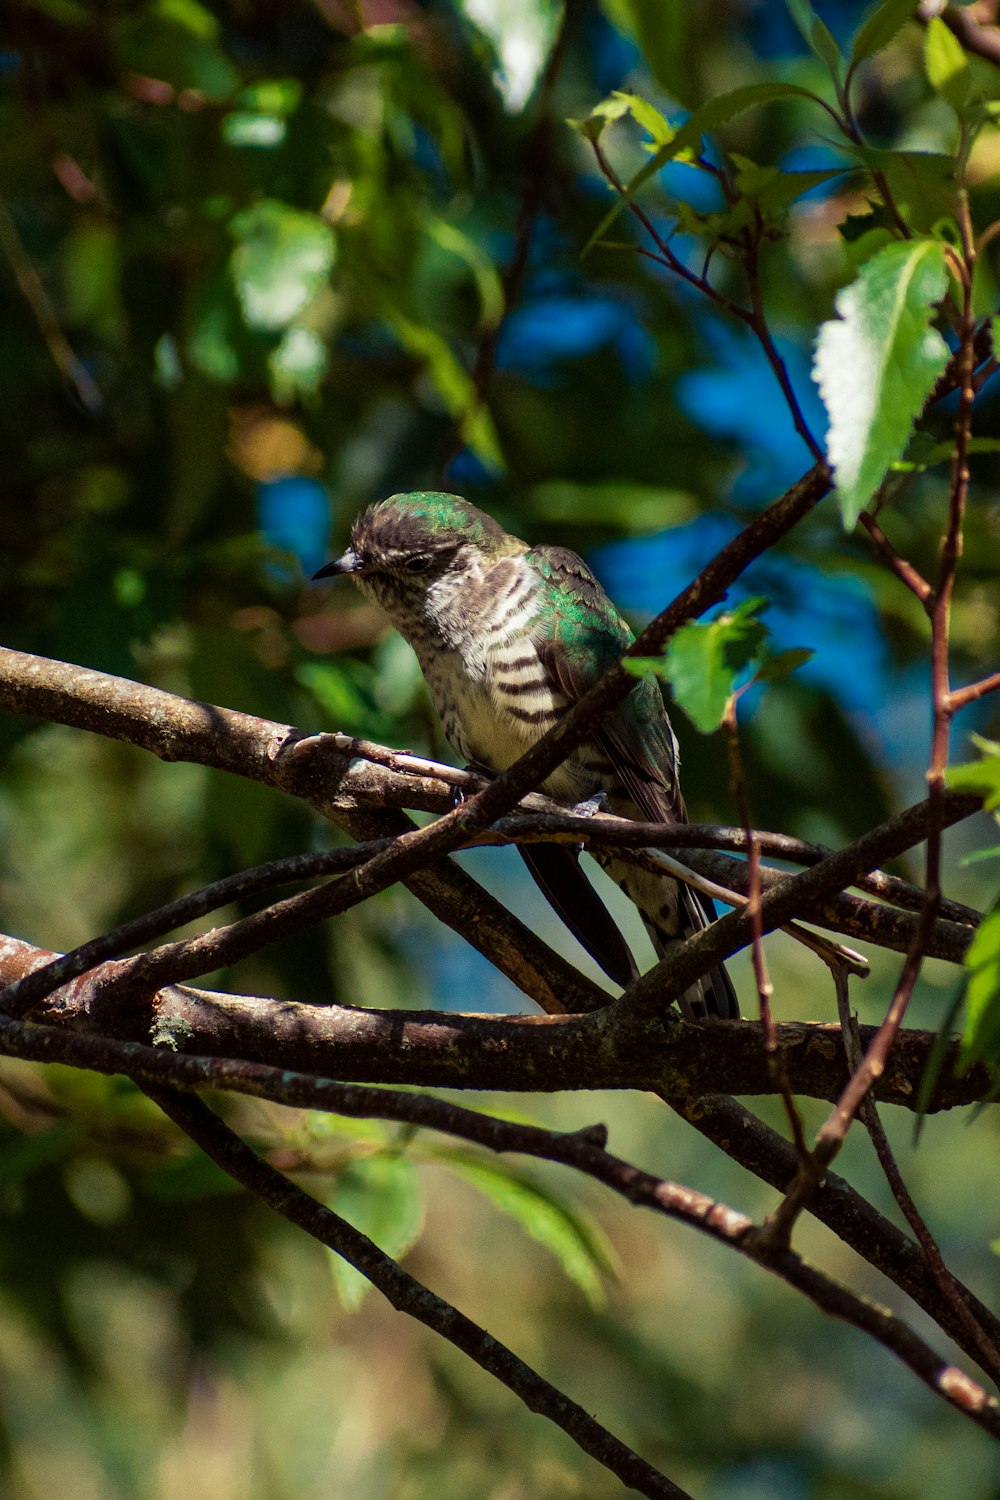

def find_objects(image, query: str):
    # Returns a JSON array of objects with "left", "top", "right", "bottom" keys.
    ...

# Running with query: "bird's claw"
[{"left": 571, "top": 791, "right": 611, "bottom": 818}]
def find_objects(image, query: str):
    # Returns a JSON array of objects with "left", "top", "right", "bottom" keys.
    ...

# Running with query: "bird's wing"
[
  {"left": 528, "top": 547, "right": 738, "bottom": 1019},
  {"left": 528, "top": 546, "right": 685, "bottom": 827}
]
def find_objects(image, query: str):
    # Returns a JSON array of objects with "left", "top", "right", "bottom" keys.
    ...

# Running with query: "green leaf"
[
  {"left": 812, "top": 16, "right": 843, "bottom": 75},
  {"left": 784, "top": 0, "right": 816, "bottom": 46},
  {"left": 235, "top": 78, "right": 302, "bottom": 116},
  {"left": 297, "top": 660, "right": 386, "bottom": 737},
  {"left": 924, "top": 15, "right": 972, "bottom": 111},
  {"left": 583, "top": 82, "right": 826, "bottom": 256},
  {"left": 600, "top": 0, "right": 690, "bottom": 107},
  {"left": 851, "top": 0, "right": 917, "bottom": 64},
  {"left": 116, "top": 6, "right": 239, "bottom": 99},
  {"left": 892, "top": 435, "right": 1000, "bottom": 472},
  {"left": 0, "top": 1122, "right": 78, "bottom": 1182},
  {"left": 187, "top": 268, "right": 242, "bottom": 382},
  {"left": 753, "top": 646, "right": 814, "bottom": 683},
  {"left": 729, "top": 156, "right": 845, "bottom": 214},
  {"left": 813, "top": 239, "right": 951, "bottom": 528},
  {"left": 612, "top": 90, "right": 676, "bottom": 147},
  {"left": 960, "top": 903, "right": 1000, "bottom": 1069},
  {"left": 222, "top": 113, "right": 287, "bottom": 148},
  {"left": 143, "top": 1149, "right": 245, "bottom": 1201},
  {"left": 961, "top": 844, "right": 1000, "bottom": 868},
  {"left": 785, "top": 0, "right": 842, "bottom": 77},
  {"left": 851, "top": 148, "right": 957, "bottom": 233},
  {"left": 326, "top": 1153, "right": 424, "bottom": 1311},
  {"left": 230, "top": 201, "right": 336, "bottom": 332},
  {"left": 568, "top": 92, "right": 633, "bottom": 142},
  {"left": 947, "top": 737, "right": 1000, "bottom": 810},
  {"left": 268, "top": 325, "right": 328, "bottom": 404},
  {"left": 423, "top": 218, "right": 505, "bottom": 330},
  {"left": 386, "top": 310, "right": 503, "bottom": 470},
  {"left": 628, "top": 598, "right": 771, "bottom": 733},
  {"left": 442, "top": 1152, "right": 616, "bottom": 1307},
  {"left": 157, "top": 0, "right": 219, "bottom": 39}
]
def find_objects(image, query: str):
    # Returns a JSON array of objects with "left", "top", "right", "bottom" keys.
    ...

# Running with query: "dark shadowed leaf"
[
  {"left": 851, "top": 0, "right": 918, "bottom": 64},
  {"left": 326, "top": 1153, "right": 425, "bottom": 1311}
]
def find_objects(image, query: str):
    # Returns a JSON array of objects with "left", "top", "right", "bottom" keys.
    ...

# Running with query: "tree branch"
[
  {"left": 0, "top": 933, "right": 987, "bottom": 1115},
  {"left": 1, "top": 997, "right": 997, "bottom": 1432}
]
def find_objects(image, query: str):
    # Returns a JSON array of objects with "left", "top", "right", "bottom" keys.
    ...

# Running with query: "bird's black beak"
[{"left": 312, "top": 547, "right": 363, "bottom": 581}]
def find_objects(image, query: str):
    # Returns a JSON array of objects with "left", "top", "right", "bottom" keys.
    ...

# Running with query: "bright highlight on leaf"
[
  {"left": 581, "top": 81, "right": 827, "bottom": 257},
  {"left": 230, "top": 200, "right": 336, "bottom": 332},
  {"left": 923, "top": 15, "right": 972, "bottom": 111},
  {"left": 813, "top": 239, "right": 951, "bottom": 529}
]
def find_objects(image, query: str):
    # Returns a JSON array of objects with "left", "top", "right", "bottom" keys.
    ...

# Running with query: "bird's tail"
[
  {"left": 664, "top": 885, "right": 739, "bottom": 1021},
  {"left": 595, "top": 854, "right": 739, "bottom": 1019}
]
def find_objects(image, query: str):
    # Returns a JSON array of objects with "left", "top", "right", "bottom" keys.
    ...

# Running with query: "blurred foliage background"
[{"left": 2, "top": 0, "right": 1000, "bottom": 1495}]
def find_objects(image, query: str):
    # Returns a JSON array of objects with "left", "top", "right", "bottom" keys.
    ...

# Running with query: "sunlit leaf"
[
  {"left": 222, "top": 113, "right": 287, "bottom": 148},
  {"left": 458, "top": 0, "right": 562, "bottom": 111},
  {"left": 611, "top": 90, "right": 676, "bottom": 147},
  {"left": 268, "top": 325, "right": 328, "bottom": 404},
  {"left": 924, "top": 15, "right": 972, "bottom": 111},
  {"left": 627, "top": 598, "right": 771, "bottom": 733},
  {"left": 813, "top": 239, "right": 951, "bottom": 527},
  {"left": 583, "top": 81, "right": 827, "bottom": 256},
  {"left": 236, "top": 78, "right": 302, "bottom": 115},
  {"left": 230, "top": 201, "right": 336, "bottom": 332}
]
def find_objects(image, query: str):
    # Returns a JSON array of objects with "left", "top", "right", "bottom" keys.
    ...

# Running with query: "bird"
[{"left": 313, "top": 492, "right": 738, "bottom": 1020}]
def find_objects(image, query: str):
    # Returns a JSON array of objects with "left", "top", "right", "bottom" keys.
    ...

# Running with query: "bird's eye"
[{"left": 404, "top": 555, "right": 431, "bottom": 574}]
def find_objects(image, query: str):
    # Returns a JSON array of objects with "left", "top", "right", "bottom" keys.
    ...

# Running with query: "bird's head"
[{"left": 313, "top": 492, "right": 524, "bottom": 621}]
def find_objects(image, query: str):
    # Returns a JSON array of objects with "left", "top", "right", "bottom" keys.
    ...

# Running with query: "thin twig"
[
  {"left": 589, "top": 137, "right": 754, "bottom": 324},
  {"left": 0, "top": 194, "right": 103, "bottom": 413},
  {"left": 948, "top": 671, "right": 1000, "bottom": 712},
  {"left": 742, "top": 221, "right": 826, "bottom": 464},
  {"left": 859, "top": 512, "right": 934, "bottom": 609}
]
